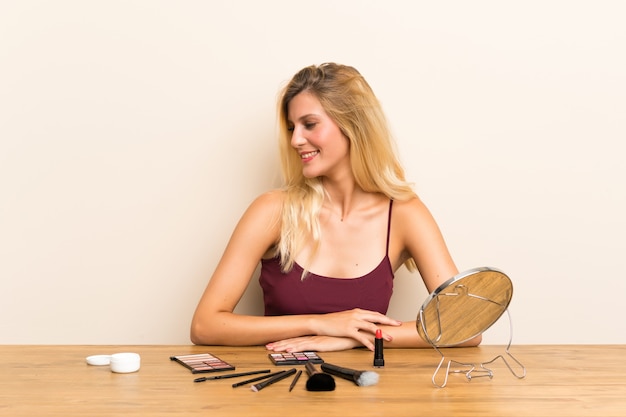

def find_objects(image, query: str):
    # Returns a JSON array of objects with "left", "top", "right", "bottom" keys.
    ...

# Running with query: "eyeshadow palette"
[
  {"left": 170, "top": 353, "right": 236, "bottom": 374},
  {"left": 268, "top": 351, "right": 324, "bottom": 366}
]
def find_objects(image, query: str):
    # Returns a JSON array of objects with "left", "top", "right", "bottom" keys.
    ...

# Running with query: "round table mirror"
[{"left": 416, "top": 266, "right": 513, "bottom": 347}]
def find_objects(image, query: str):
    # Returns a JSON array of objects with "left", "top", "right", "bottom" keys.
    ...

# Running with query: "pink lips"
[{"left": 300, "top": 151, "right": 319, "bottom": 163}]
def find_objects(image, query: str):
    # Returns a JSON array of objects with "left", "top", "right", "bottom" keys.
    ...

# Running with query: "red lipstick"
[{"left": 373, "top": 329, "right": 384, "bottom": 367}]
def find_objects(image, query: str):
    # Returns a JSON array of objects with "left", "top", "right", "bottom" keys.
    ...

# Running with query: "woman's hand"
[
  {"left": 266, "top": 309, "right": 401, "bottom": 352},
  {"left": 308, "top": 308, "right": 401, "bottom": 350},
  {"left": 266, "top": 335, "right": 362, "bottom": 352}
]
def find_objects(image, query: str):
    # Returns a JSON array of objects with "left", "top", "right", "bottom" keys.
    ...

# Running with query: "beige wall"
[{"left": 1, "top": 1, "right": 625, "bottom": 345}]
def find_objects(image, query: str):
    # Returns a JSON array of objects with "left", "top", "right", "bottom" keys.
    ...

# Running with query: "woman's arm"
[
  {"left": 191, "top": 191, "right": 308, "bottom": 345},
  {"left": 190, "top": 191, "right": 400, "bottom": 348},
  {"left": 379, "top": 322, "right": 481, "bottom": 348},
  {"left": 383, "top": 197, "right": 481, "bottom": 348}
]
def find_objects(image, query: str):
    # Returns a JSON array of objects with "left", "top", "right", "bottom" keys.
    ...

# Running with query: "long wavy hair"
[{"left": 275, "top": 63, "right": 417, "bottom": 274}]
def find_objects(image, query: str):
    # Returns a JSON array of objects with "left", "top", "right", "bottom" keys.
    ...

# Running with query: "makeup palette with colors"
[
  {"left": 170, "top": 353, "right": 235, "bottom": 374},
  {"left": 268, "top": 351, "right": 323, "bottom": 366}
]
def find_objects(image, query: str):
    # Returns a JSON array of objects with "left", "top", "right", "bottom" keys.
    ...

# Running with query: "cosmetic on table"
[
  {"left": 288, "top": 370, "right": 303, "bottom": 392},
  {"left": 194, "top": 369, "right": 271, "bottom": 382},
  {"left": 373, "top": 329, "right": 385, "bottom": 367},
  {"left": 251, "top": 368, "right": 297, "bottom": 392},
  {"left": 320, "top": 362, "right": 379, "bottom": 386},
  {"left": 304, "top": 361, "right": 336, "bottom": 391},
  {"left": 268, "top": 351, "right": 324, "bottom": 366},
  {"left": 86, "top": 352, "right": 141, "bottom": 374},
  {"left": 232, "top": 370, "right": 288, "bottom": 388},
  {"left": 170, "top": 353, "right": 235, "bottom": 374}
]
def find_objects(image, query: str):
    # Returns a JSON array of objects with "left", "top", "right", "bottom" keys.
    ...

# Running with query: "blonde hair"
[{"left": 275, "top": 63, "right": 417, "bottom": 273}]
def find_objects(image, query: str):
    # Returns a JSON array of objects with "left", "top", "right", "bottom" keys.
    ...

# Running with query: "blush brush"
[{"left": 320, "top": 362, "right": 380, "bottom": 387}]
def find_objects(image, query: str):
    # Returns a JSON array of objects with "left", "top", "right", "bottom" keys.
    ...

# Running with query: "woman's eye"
[{"left": 287, "top": 121, "right": 316, "bottom": 132}]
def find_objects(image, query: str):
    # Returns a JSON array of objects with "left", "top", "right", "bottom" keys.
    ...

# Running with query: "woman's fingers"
[
  {"left": 266, "top": 336, "right": 360, "bottom": 352},
  {"left": 345, "top": 311, "right": 400, "bottom": 349}
]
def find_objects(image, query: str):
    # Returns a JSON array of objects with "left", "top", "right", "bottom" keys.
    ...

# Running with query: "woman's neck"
[{"left": 321, "top": 177, "right": 371, "bottom": 222}]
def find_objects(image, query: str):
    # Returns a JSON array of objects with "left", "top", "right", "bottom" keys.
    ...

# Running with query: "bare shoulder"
[
  {"left": 391, "top": 196, "right": 457, "bottom": 289},
  {"left": 237, "top": 189, "right": 285, "bottom": 235},
  {"left": 392, "top": 196, "right": 434, "bottom": 221},
  {"left": 247, "top": 189, "right": 285, "bottom": 216},
  {"left": 391, "top": 196, "right": 443, "bottom": 251}
]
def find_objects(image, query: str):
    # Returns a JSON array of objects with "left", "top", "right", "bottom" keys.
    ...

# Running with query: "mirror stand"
[
  {"left": 429, "top": 309, "right": 526, "bottom": 388},
  {"left": 416, "top": 267, "right": 527, "bottom": 388}
]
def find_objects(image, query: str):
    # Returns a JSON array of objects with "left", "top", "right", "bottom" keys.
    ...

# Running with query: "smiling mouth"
[{"left": 301, "top": 151, "right": 319, "bottom": 160}]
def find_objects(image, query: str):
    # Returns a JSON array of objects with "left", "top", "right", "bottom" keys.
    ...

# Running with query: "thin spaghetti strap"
[{"left": 385, "top": 200, "right": 393, "bottom": 255}]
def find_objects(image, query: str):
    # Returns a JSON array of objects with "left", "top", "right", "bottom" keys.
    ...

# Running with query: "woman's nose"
[{"left": 290, "top": 126, "right": 306, "bottom": 147}]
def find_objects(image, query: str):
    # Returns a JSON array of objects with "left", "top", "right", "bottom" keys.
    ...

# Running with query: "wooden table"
[{"left": 1, "top": 345, "right": 625, "bottom": 416}]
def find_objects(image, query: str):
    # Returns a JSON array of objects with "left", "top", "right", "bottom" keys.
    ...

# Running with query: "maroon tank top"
[{"left": 259, "top": 200, "right": 394, "bottom": 316}]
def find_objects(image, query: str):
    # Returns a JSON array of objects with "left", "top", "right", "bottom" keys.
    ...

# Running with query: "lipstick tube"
[{"left": 373, "top": 329, "right": 384, "bottom": 367}]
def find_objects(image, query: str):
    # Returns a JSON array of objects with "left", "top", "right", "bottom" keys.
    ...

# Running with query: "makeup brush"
[
  {"left": 304, "top": 361, "right": 336, "bottom": 391},
  {"left": 321, "top": 362, "right": 380, "bottom": 387}
]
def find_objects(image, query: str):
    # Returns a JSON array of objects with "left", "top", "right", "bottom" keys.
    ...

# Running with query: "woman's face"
[{"left": 287, "top": 91, "right": 350, "bottom": 180}]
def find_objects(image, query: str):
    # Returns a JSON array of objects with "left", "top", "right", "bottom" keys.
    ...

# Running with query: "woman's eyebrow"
[{"left": 293, "top": 113, "right": 319, "bottom": 122}]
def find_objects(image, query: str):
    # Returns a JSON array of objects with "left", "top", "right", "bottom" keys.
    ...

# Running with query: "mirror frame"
[{"left": 416, "top": 266, "right": 513, "bottom": 347}]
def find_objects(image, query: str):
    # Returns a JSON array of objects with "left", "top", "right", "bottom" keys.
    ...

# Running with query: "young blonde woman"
[{"left": 191, "top": 63, "right": 480, "bottom": 352}]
